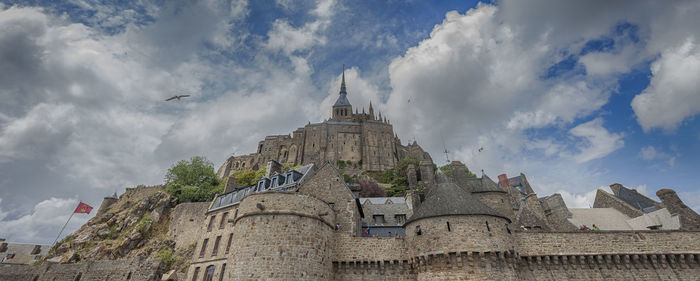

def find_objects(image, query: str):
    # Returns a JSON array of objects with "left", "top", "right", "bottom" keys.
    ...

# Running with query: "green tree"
[
  {"left": 439, "top": 162, "right": 477, "bottom": 179},
  {"left": 164, "top": 156, "right": 221, "bottom": 202}
]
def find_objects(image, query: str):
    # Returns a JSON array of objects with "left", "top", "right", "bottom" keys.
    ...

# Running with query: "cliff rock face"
[{"left": 44, "top": 187, "right": 189, "bottom": 271}]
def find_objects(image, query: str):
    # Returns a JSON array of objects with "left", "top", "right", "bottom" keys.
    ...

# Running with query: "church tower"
[{"left": 332, "top": 65, "right": 352, "bottom": 121}]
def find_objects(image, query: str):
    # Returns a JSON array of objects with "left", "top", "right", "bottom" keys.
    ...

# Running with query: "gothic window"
[
  {"left": 203, "top": 265, "right": 216, "bottom": 281},
  {"left": 212, "top": 236, "right": 221, "bottom": 256},
  {"left": 199, "top": 239, "right": 209, "bottom": 257},
  {"left": 219, "top": 264, "right": 227, "bottom": 281},
  {"left": 219, "top": 212, "right": 228, "bottom": 229},
  {"left": 207, "top": 215, "right": 216, "bottom": 232},
  {"left": 192, "top": 267, "right": 200, "bottom": 281},
  {"left": 226, "top": 233, "right": 233, "bottom": 254}
]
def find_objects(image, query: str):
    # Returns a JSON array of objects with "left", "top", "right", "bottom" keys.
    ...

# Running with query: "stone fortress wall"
[
  {"left": 229, "top": 192, "right": 335, "bottom": 280},
  {"left": 0, "top": 256, "right": 162, "bottom": 281},
  {"left": 168, "top": 202, "right": 210, "bottom": 249}
]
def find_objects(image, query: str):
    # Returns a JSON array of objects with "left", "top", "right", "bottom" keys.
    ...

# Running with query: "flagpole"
[{"left": 52, "top": 209, "right": 76, "bottom": 246}]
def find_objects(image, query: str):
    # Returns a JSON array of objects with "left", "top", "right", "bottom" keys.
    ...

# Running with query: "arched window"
[
  {"left": 204, "top": 265, "right": 216, "bottom": 281},
  {"left": 219, "top": 264, "right": 227, "bottom": 281}
]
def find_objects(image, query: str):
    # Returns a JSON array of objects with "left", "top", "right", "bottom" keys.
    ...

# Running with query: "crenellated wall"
[
  {"left": 0, "top": 257, "right": 162, "bottom": 281},
  {"left": 515, "top": 231, "right": 700, "bottom": 256},
  {"left": 515, "top": 231, "right": 700, "bottom": 280}
]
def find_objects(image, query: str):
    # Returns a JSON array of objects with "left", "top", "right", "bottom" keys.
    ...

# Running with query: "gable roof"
[{"left": 406, "top": 172, "right": 510, "bottom": 225}]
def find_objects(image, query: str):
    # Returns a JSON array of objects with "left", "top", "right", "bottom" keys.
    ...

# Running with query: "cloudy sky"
[{"left": 1, "top": 0, "right": 699, "bottom": 244}]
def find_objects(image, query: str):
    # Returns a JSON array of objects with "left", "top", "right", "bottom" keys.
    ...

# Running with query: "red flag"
[{"left": 74, "top": 202, "right": 93, "bottom": 214}]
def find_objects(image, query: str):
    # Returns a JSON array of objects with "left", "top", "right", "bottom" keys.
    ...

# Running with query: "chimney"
[
  {"left": 657, "top": 188, "right": 700, "bottom": 231},
  {"left": 265, "top": 160, "right": 283, "bottom": 178},
  {"left": 449, "top": 161, "right": 468, "bottom": 184},
  {"left": 419, "top": 160, "right": 435, "bottom": 198},
  {"left": 406, "top": 164, "right": 421, "bottom": 210},
  {"left": 498, "top": 174, "right": 509, "bottom": 188},
  {"left": 224, "top": 176, "right": 238, "bottom": 193}
]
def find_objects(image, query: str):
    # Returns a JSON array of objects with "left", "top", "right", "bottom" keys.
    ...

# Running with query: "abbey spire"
[{"left": 332, "top": 64, "right": 352, "bottom": 120}]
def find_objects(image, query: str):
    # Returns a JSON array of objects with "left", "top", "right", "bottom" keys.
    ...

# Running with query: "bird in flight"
[
  {"left": 478, "top": 147, "right": 484, "bottom": 152},
  {"left": 165, "top": 94, "right": 190, "bottom": 101}
]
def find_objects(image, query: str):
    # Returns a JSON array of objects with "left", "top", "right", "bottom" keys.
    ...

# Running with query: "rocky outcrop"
[{"left": 44, "top": 187, "right": 179, "bottom": 265}]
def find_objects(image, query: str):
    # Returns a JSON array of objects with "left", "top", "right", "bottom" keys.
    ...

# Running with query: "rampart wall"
[
  {"left": 0, "top": 257, "right": 162, "bottom": 281},
  {"left": 516, "top": 231, "right": 700, "bottom": 256},
  {"left": 227, "top": 192, "right": 335, "bottom": 280},
  {"left": 168, "top": 202, "right": 210, "bottom": 249},
  {"left": 515, "top": 231, "right": 700, "bottom": 281}
]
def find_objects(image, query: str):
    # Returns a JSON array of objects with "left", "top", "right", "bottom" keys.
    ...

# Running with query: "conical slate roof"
[
  {"left": 333, "top": 66, "right": 351, "bottom": 107},
  {"left": 406, "top": 171, "right": 510, "bottom": 225}
]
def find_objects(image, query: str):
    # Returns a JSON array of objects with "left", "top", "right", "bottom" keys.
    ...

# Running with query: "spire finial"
[{"left": 340, "top": 64, "right": 347, "bottom": 95}]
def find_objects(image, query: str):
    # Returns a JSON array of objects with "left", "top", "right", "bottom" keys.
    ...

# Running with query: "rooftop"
[{"left": 406, "top": 171, "right": 510, "bottom": 225}]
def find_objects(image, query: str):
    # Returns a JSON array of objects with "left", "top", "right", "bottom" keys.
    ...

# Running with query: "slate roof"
[
  {"left": 360, "top": 197, "right": 406, "bottom": 205},
  {"left": 458, "top": 175, "right": 506, "bottom": 194},
  {"left": 406, "top": 171, "right": 510, "bottom": 225},
  {"left": 611, "top": 184, "right": 660, "bottom": 213},
  {"left": 333, "top": 93, "right": 351, "bottom": 107},
  {"left": 209, "top": 164, "right": 314, "bottom": 211}
]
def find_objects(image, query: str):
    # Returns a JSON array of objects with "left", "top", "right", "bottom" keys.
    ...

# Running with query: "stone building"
[
  {"left": 0, "top": 239, "right": 49, "bottom": 265},
  {"left": 216, "top": 69, "right": 432, "bottom": 179},
  {"left": 184, "top": 160, "right": 700, "bottom": 281}
]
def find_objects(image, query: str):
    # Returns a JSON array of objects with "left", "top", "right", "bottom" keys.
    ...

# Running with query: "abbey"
[{"left": 216, "top": 68, "right": 431, "bottom": 179}]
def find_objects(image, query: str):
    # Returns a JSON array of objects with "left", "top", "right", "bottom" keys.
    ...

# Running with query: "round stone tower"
[
  {"left": 229, "top": 192, "right": 335, "bottom": 280},
  {"left": 405, "top": 171, "right": 517, "bottom": 281}
]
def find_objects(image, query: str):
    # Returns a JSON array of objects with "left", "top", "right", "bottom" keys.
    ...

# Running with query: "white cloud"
[
  {"left": 639, "top": 145, "right": 676, "bottom": 166},
  {"left": 568, "top": 118, "right": 624, "bottom": 163},
  {"left": 0, "top": 197, "right": 92, "bottom": 244},
  {"left": 265, "top": 0, "right": 335, "bottom": 55},
  {"left": 631, "top": 39, "right": 700, "bottom": 132}
]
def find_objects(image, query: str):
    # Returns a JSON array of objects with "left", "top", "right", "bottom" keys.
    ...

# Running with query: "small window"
[
  {"left": 212, "top": 236, "right": 221, "bottom": 256},
  {"left": 446, "top": 221, "right": 451, "bottom": 232},
  {"left": 394, "top": 214, "right": 406, "bottom": 224},
  {"left": 219, "top": 212, "right": 228, "bottom": 229},
  {"left": 219, "top": 263, "right": 226, "bottom": 281},
  {"left": 204, "top": 265, "right": 216, "bottom": 281},
  {"left": 192, "top": 267, "right": 200, "bottom": 281},
  {"left": 373, "top": 215, "right": 385, "bottom": 224},
  {"left": 416, "top": 225, "right": 422, "bottom": 236},
  {"left": 207, "top": 215, "right": 216, "bottom": 232},
  {"left": 199, "top": 239, "right": 209, "bottom": 257},
  {"left": 485, "top": 221, "right": 490, "bottom": 232},
  {"left": 225, "top": 233, "right": 233, "bottom": 254}
]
